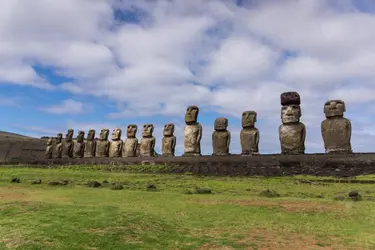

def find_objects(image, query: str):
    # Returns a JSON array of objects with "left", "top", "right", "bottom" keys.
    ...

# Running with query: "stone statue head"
[
  {"left": 281, "top": 104, "right": 301, "bottom": 124},
  {"left": 142, "top": 124, "right": 154, "bottom": 137},
  {"left": 127, "top": 124, "right": 137, "bottom": 138},
  {"left": 65, "top": 129, "right": 74, "bottom": 142},
  {"left": 111, "top": 128, "right": 122, "bottom": 141},
  {"left": 77, "top": 131, "right": 85, "bottom": 142},
  {"left": 163, "top": 123, "right": 175, "bottom": 136},
  {"left": 46, "top": 138, "right": 53, "bottom": 146},
  {"left": 214, "top": 117, "right": 228, "bottom": 131},
  {"left": 281, "top": 91, "right": 301, "bottom": 106},
  {"left": 324, "top": 100, "right": 346, "bottom": 118},
  {"left": 185, "top": 105, "right": 199, "bottom": 124},
  {"left": 56, "top": 133, "right": 63, "bottom": 143},
  {"left": 99, "top": 129, "right": 109, "bottom": 141},
  {"left": 242, "top": 111, "right": 257, "bottom": 128},
  {"left": 87, "top": 129, "right": 95, "bottom": 140}
]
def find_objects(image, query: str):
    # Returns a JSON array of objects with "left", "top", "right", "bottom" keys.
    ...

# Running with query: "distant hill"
[{"left": 0, "top": 131, "right": 38, "bottom": 140}]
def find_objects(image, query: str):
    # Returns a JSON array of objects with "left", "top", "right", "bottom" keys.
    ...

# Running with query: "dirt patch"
[
  {"left": 237, "top": 228, "right": 360, "bottom": 250},
  {"left": 196, "top": 243, "right": 234, "bottom": 250},
  {"left": 190, "top": 199, "right": 343, "bottom": 213},
  {"left": 0, "top": 186, "right": 28, "bottom": 200}
]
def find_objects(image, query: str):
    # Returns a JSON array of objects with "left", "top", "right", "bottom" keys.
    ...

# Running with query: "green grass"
[{"left": 0, "top": 166, "right": 375, "bottom": 249}]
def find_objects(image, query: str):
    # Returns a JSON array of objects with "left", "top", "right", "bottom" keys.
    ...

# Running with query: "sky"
[{"left": 1, "top": 0, "right": 375, "bottom": 156}]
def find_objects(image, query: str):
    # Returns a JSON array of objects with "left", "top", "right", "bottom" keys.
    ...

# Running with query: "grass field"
[{"left": 1, "top": 166, "right": 375, "bottom": 250}]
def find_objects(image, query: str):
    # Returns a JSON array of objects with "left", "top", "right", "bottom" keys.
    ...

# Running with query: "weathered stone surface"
[
  {"left": 240, "top": 111, "right": 259, "bottom": 155},
  {"left": 280, "top": 91, "right": 300, "bottom": 106},
  {"left": 73, "top": 131, "right": 85, "bottom": 158},
  {"left": 212, "top": 118, "right": 230, "bottom": 156},
  {"left": 45, "top": 138, "right": 53, "bottom": 159},
  {"left": 109, "top": 128, "right": 123, "bottom": 158},
  {"left": 321, "top": 100, "right": 352, "bottom": 154},
  {"left": 279, "top": 92, "right": 306, "bottom": 155},
  {"left": 55, "top": 133, "right": 63, "bottom": 158},
  {"left": 62, "top": 129, "right": 74, "bottom": 158},
  {"left": 162, "top": 123, "right": 176, "bottom": 156},
  {"left": 123, "top": 125, "right": 138, "bottom": 157},
  {"left": 84, "top": 129, "right": 96, "bottom": 158},
  {"left": 183, "top": 105, "right": 202, "bottom": 156},
  {"left": 140, "top": 124, "right": 156, "bottom": 157},
  {"left": 95, "top": 129, "right": 110, "bottom": 157}
]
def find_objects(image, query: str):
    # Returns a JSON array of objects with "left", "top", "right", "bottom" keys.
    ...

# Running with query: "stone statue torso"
[
  {"left": 84, "top": 140, "right": 96, "bottom": 158},
  {"left": 140, "top": 137, "right": 155, "bottom": 157},
  {"left": 212, "top": 131, "right": 230, "bottom": 155},
  {"left": 240, "top": 128, "right": 259, "bottom": 154},
  {"left": 96, "top": 140, "right": 110, "bottom": 157},
  {"left": 162, "top": 136, "right": 176, "bottom": 156},
  {"left": 55, "top": 143, "right": 62, "bottom": 158},
  {"left": 321, "top": 117, "right": 351, "bottom": 153},
  {"left": 184, "top": 124, "right": 202, "bottom": 155},
  {"left": 279, "top": 123, "right": 305, "bottom": 154},
  {"left": 109, "top": 140, "right": 123, "bottom": 157},
  {"left": 73, "top": 142, "right": 85, "bottom": 158},
  {"left": 45, "top": 145, "right": 53, "bottom": 159},
  {"left": 123, "top": 138, "right": 138, "bottom": 157},
  {"left": 62, "top": 141, "right": 74, "bottom": 158}
]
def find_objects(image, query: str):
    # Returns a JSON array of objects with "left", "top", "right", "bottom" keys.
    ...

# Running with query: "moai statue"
[
  {"left": 140, "top": 124, "right": 156, "bottom": 157},
  {"left": 95, "top": 129, "right": 110, "bottom": 157},
  {"left": 109, "top": 128, "right": 123, "bottom": 157},
  {"left": 45, "top": 137, "right": 53, "bottom": 159},
  {"left": 54, "top": 133, "right": 63, "bottom": 158},
  {"left": 162, "top": 123, "right": 176, "bottom": 156},
  {"left": 62, "top": 129, "right": 74, "bottom": 158},
  {"left": 73, "top": 131, "right": 85, "bottom": 158},
  {"left": 123, "top": 125, "right": 138, "bottom": 157},
  {"left": 183, "top": 105, "right": 202, "bottom": 156},
  {"left": 84, "top": 129, "right": 96, "bottom": 158},
  {"left": 240, "top": 111, "right": 259, "bottom": 155},
  {"left": 279, "top": 92, "right": 306, "bottom": 154},
  {"left": 212, "top": 118, "right": 231, "bottom": 156},
  {"left": 321, "top": 100, "right": 352, "bottom": 153}
]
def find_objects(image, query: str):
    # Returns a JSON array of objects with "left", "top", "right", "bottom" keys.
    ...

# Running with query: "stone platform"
[{"left": 4, "top": 152, "right": 375, "bottom": 177}]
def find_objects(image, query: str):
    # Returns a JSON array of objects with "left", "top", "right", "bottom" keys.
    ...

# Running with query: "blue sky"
[{"left": 1, "top": 0, "right": 375, "bottom": 155}]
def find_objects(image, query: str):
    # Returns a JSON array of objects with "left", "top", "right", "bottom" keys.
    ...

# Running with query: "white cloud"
[
  {"left": 43, "top": 99, "right": 85, "bottom": 115},
  {"left": 3, "top": 0, "right": 375, "bottom": 153}
]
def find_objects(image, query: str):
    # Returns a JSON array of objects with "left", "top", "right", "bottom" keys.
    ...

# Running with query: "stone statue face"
[
  {"left": 100, "top": 129, "right": 109, "bottom": 140},
  {"left": 185, "top": 105, "right": 199, "bottom": 123},
  {"left": 281, "top": 105, "right": 301, "bottom": 124},
  {"left": 77, "top": 131, "right": 85, "bottom": 142},
  {"left": 87, "top": 130, "right": 95, "bottom": 140},
  {"left": 214, "top": 117, "right": 228, "bottom": 131},
  {"left": 111, "top": 128, "right": 122, "bottom": 140},
  {"left": 65, "top": 129, "right": 74, "bottom": 142},
  {"left": 127, "top": 124, "right": 137, "bottom": 138},
  {"left": 56, "top": 133, "right": 62, "bottom": 143},
  {"left": 242, "top": 111, "right": 257, "bottom": 128},
  {"left": 163, "top": 123, "right": 175, "bottom": 136},
  {"left": 324, "top": 100, "right": 345, "bottom": 118},
  {"left": 142, "top": 124, "right": 154, "bottom": 137}
]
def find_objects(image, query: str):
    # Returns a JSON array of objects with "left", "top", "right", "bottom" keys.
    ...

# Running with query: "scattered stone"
[
  {"left": 183, "top": 189, "right": 194, "bottom": 195},
  {"left": 88, "top": 181, "right": 101, "bottom": 188},
  {"left": 348, "top": 191, "right": 362, "bottom": 201},
  {"left": 196, "top": 187, "right": 212, "bottom": 194},
  {"left": 31, "top": 180, "right": 42, "bottom": 185},
  {"left": 60, "top": 180, "right": 69, "bottom": 186},
  {"left": 259, "top": 189, "right": 280, "bottom": 198},
  {"left": 299, "top": 180, "right": 312, "bottom": 184},
  {"left": 110, "top": 184, "right": 124, "bottom": 190},
  {"left": 334, "top": 195, "right": 346, "bottom": 201},
  {"left": 11, "top": 177, "right": 20, "bottom": 183},
  {"left": 315, "top": 194, "right": 324, "bottom": 199},
  {"left": 48, "top": 181, "right": 61, "bottom": 186},
  {"left": 102, "top": 180, "right": 109, "bottom": 184},
  {"left": 146, "top": 184, "right": 157, "bottom": 191}
]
